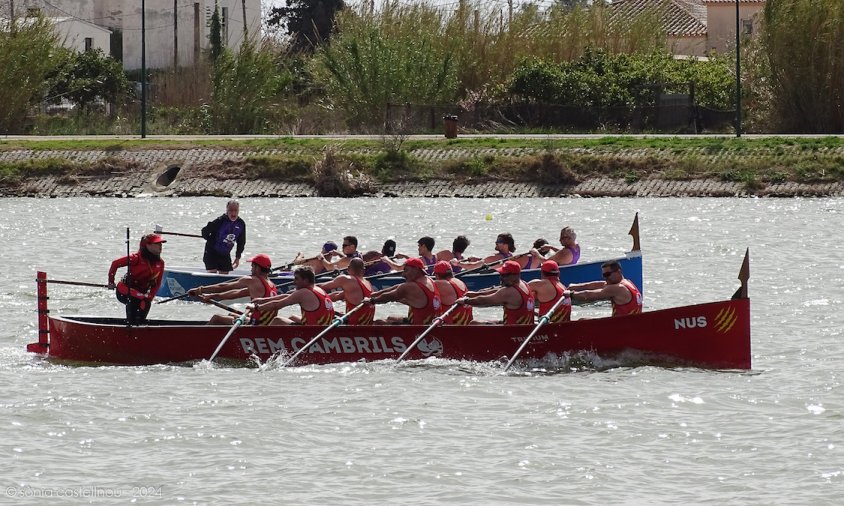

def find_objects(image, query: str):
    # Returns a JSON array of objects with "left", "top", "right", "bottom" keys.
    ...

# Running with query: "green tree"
[
  {"left": 46, "top": 49, "right": 129, "bottom": 112},
  {"left": 268, "top": 0, "right": 345, "bottom": 53},
  {"left": 209, "top": 3, "right": 223, "bottom": 62},
  {"left": 0, "top": 15, "right": 59, "bottom": 133}
]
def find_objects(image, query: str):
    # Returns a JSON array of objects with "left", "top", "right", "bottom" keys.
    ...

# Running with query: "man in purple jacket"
[{"left": 202, "top": 200, "right": 246, "bottom": 273}]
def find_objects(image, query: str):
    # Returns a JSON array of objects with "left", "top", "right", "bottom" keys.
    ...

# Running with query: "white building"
[
  {"left": 52, "top": 17, "right": 111, "bottom": 53},
  {"left": 6, "top": 0, "right": 262, "bottom": 70}
]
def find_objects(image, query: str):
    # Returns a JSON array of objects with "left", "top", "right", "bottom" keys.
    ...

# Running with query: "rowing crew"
[
  {"left": 283, "top": 227, "right": 581, "bottom": 277},
  {"left": 187, "top": 254, "right": 641, "bottom": 327}
]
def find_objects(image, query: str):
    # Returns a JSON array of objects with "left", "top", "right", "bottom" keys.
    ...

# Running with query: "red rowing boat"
[{"left": 27, "top": 251, "right": 751, "bottom": 369}]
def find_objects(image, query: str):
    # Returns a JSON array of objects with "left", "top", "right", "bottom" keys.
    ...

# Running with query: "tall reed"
[
  {"left": 314, "top": 1, "right": 666, "bottom": 127},
  {"left": 763, "top": 0, "right": 844, "bottom": 132},
  {"left": 0, "top": 16, "right": 60, "bottom": 133}
]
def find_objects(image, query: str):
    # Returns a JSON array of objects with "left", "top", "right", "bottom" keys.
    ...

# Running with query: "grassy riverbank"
[{"left": 1, "top": 136, "right": 843, "bottom": 195}]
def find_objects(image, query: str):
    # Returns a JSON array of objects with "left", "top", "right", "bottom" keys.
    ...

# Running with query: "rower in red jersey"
[
  {"left": 567, "top": 260, "right": 642, "bottom": 317},
  {"left": 432, "top": 261, "right": 472, "bottom": 324},
  {"left": 317, "top": 258, "right": 376, "bottom": 325},
  {"left": 251, "top": 266, "right": 335, "bottom": 325},
  {"left": 107, "top": 233, "right": 166, "bottom": 325},
  {"left": 459, "top": 260, "right": 535, "bottom": 325},
  {"left": 528, "top": 260, "right": 571, "bottom": 323},
  {"left": 188, "top": 254, "right": 278, "bottom": 326},
  {"left": 366, "top": 257, "right": 442, "bottom": 325}
]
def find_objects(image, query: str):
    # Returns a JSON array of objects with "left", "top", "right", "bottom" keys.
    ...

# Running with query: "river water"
[{"left": 1, "top": 197, "right": 842, "bottom": 504}]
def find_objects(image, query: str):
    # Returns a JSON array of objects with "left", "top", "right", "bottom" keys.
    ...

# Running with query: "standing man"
[
  {"left": 460, "top": 260, "right": 535, "bottom": 325},
  {"left": 188, "top": 254, "right": 278, "bottom": 325},
  {"left": 202, "top": 200, "right": 246, "bottom": 274},
  {"left": 366, "top": 258, "right": 442, "bottom": 324},
  {"left": 107, "top": 233, "right": 166, "bottom": 325},
  {"left": 544, "top": 226, "right": 581, "bottom": 266},
  {"left": 317, "top": 258, "right": 375, "bottom": 325},
  {"left": 432, "top": 261, "right": 472, "bottom": 324},
  {"left": 251, "top": 266, "right": 335, "bottom": 325},
  {"left": 528, "top": 260, "right": 571, "bottom": 323},
  {"left": 567, "top": 260, "right": 642, "bottom": 316}
]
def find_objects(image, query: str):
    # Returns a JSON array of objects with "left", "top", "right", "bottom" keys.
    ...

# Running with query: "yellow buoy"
[{"left": 485, "top": 213, "right": 493, "bottom": 221}]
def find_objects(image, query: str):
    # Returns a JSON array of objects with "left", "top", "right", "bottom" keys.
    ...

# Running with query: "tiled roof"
[
  {"left": 701, "top": 1, "right": 765, "bottom": 4},
  {"left": 610, "top": 0, "right": 708, "bottom": 38}
]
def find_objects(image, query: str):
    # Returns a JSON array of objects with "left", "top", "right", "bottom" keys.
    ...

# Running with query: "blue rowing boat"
[{"left": 157, "top": 214, "right": 643, "bottom": 299}]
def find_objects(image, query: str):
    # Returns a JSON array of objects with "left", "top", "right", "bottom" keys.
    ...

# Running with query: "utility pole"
[
  {"left": 241, "top": 0, "right": 247, "bottom": 39},
  {"left": 141, "top": 0, "right": 147, "bottom": 138},
  {"left": 173, "top": 0, "right": 178, "bottom": 68},
  {"left": 735, "top": 0, "right": 742, "bottom": 138}
]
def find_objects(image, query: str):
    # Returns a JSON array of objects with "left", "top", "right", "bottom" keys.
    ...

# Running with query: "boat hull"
[
  {"left": 41, "top": 297, "right": 750, "bottom": 369},
  {"left": 157, "top": 251, "right": 644, "bottom": 298}
]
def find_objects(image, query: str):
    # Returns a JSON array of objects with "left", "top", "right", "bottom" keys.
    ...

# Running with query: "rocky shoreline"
[{"left": 2, "top": 146, "right": 843, "bottom": 198}]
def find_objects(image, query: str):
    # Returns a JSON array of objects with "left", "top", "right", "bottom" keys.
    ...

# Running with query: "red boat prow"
[{"left": 27, "top": 251, "right": 752, "bottom": 370}]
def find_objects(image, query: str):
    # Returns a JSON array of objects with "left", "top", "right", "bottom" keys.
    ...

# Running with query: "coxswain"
[
  {"left": 566, "top": 260, "right": 642, "bottom": 316},
  {"left": 251, "top": 266, "right": 335, "bottom": 325},
  {"left": 459, "top": 260, "right": 535, "bottom": 325},
  {"left": 201, "top": 199, "right": 246, "bottom": 274},
  {"left": 188, "top": 254, "right": 278, "bottom": 325},
  {"left": 527, "top": 260, "right": 571, "bottom": 323},
  {"left": 317, "top": 258, "right": 376, "bottom": 325},
  {"left": 365, "top": 257, "right": 442, "bottom": 324},
  {"left": 436, "top": 235, "right": 473, "bottom": 273},
  {"left": 107, "top": 233, "right": 166, "bottom": 325},
  {"left": 432, "top": 261, "right": 472, "bottom": 324},
  {"left": 544, "top": 226, "right": 581, "bottom": 266}
]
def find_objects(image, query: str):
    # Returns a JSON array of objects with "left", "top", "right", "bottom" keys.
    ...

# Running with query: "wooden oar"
[
  {"left": 154, "top": 224, "right": 202, "bottom": 239},
  {"left": 157, "top": 291, "right": 193, "bottom": 304},
  {"left": 452, "top": 251, "right": 530, "bottom": 279},
  {"left": 503, "top": 292, "right": 570, "bottom": 372},
  {"left": 281, "top": 302, "right": 367, "bottom": 367},
  {"left": 208, "top": 309, "right": 252, "bottom": 362},
  {"left": 41, "top": 279, "right": 111, "bottom": 289},
  {"left": 198, "top": 296, "right": 244, "bottom": 315},
  {"left": 395, "top": 302, "right": 462, "bottom": 364},
  {"left": 275, "top": 269, "right": 340, "bottom": 291}
]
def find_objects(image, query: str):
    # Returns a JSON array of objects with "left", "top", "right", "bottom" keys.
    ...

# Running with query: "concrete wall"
[
  {"left": 12, "top": 0, "right": 263, "bottom": 70},
  {"left": 705, "top": 2, "right": 765, "bottom": 54},
  {"left": 118, "top": 0, "right": 263, "bottom": 70},
  {"left": 669, "top": 35, "right": 707, "bottom": 58}
]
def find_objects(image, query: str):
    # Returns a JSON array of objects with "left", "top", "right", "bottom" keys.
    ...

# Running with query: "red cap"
[
  {"left": 541, "top": 260, "right": 560, "bottom": 275},
  {"left": 433, "top": 260, "right": 452, "bottom": 275},
  {"left": 495, "top": 260, "right": 521, "bottom": 276},
  {"left": 145, "top": 234, "right": 166, "bottom": 244},
  {"left": 404, "top": 257, "right": 426, "bottom": 270},
  {"left": 248, "top": 253, "right": 272, "bottom": 269}
]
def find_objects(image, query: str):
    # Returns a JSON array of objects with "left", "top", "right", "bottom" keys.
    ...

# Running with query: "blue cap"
[{"left": 322, "top": 241, "right": 338, "bottom": 253}]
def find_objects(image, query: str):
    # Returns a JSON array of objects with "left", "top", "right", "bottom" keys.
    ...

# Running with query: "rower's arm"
[
  {"left": 317, "top": 277, "right": 344, "bottom": 292},
  {"left": 382, "top": 257, "right": 404, "bottom": 271},
  {"left": 209, "top": 287, "right": 251, "bottom": 301},
  {"left": 369, "top": 284, "right": 407, "bottom": 304},
  {"left": 568, "top": 280, "right": 606, "bottom": 292},
  {"left": 465, "top": 288, "right": 509, "bottom": 307},
  {"left": 191, "top": 277, "right": 250, "bottom": 296},
  {"left": 568, "top": 284, "right": 617, "bottom": 303}
]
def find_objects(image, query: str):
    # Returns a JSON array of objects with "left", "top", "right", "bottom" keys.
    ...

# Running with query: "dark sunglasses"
[
  {"left": 495, "top": 239, "right": 506, "bottom": 244},
  {"left": 602, "top": 270, "right": 617, "bottom": 278},
  {"left": 342, "top": 243, "right": 352, "bottom": 247}
]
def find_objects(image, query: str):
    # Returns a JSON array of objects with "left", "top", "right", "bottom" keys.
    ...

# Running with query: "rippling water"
[{"left": 1, "top": 197, "right": 842, "bottom": 504}]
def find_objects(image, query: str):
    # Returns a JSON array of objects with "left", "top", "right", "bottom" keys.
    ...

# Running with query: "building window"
[
  {"left": 84, "top": 37, "right": 93, "bottom": 52},
  {"left": 742, "top": 19, "right": 753, "bottom": 36}
]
